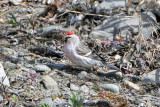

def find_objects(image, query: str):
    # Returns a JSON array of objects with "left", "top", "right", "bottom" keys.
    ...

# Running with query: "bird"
[
  {"left": 63, "top": 32, "right": 120, "bottom": 70},
  {"left": 0, "top": 62, "right": 10, "bottom": 87}
]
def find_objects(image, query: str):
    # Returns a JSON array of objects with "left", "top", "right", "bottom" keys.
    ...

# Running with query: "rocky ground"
[{"left": 0, "top": 0, "right": 160, "bottom": 107}]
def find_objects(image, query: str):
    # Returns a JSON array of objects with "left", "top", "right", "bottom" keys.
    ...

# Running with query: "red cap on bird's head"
[{"left": 66, "top": 32, "right": 75, "bottom": 36}]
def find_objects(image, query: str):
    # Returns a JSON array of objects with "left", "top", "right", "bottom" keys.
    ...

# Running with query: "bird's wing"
[{"left": 76, "top": 42, "right": 92, "bottom": 56}]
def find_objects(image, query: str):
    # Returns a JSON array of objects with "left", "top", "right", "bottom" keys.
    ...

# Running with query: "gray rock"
[
  {"left": 18, "top": 52, "right": 25, "bottom": 57},
  {"left": 85, "top": 82, "right": 93, "bottom": 86},
  {"left": 77, "top": 71, "right": 88, "bottom": 79},
  {"left": 35, "top": 57, "right": 55, "bottom": 65},
  {"left": 52, "top": 63, "right": 65, "bottom": 69},
  {"left": 89, "top": 90, "right": 98, "bottom": 96},
  {"left": 22, "top": 102, "right": 40, "bottom": 107},
  {"left": 41, "top": 75, "right": 60, "bottom": 94},
  {"left": 141, "top": 68, "right": 160, "bottom": 83},
  {"left": 89, "top": 17, "right": 129, "bottom": 41},
  {"left": 1, "top": 48, "right": 16, "bottom": 56},
  {"left": 99, "top": 84, "right": 119, "bottom": 93},
  {"left": 55, "top": 70, "right": 72, "bottom": 78},
  {"left": 70, "top": 83, "right": 79, "bottom": 91},
  {"left": 124, "top": 80, "right": 140, "bottom": 90},
  {"left": 89, "top": 30, "right": 114, "bottom": 41},
  {"left": 115, "top": 12, "right": 157, "bottom": 39},
  {"left": 96, "top": 0, "right": 127, "bottom": 12},
  {"left": 3, "top": 61, "right": 17, "bottom": 69},
  {"left": 9, "top": 56, "right": 20, "bottom": 64},
  {"left": 97, "top": 69, "right": 118, "bottom": 76},
  {"left": 10, "top": 38, "right": 18, "bottom": 45},
  {"left": 34, "top": 7, "right": 46, "bottom": 16},
  {"left": 90, "top": 12, "right": 157, "bottom": 41},
  {"left": 80, "top": 85, "right": 89, "bottom": 94},
  {"left": 34, "top": 64, "right": 51, "bottom": 72}
]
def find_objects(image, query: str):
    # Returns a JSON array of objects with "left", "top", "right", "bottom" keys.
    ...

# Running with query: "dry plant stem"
[
  {"left": 57, "top": 10, "right": 140, "bottom": 18},
  {"left": 136, "top": 0, "right": 145, "bottom": 8}
]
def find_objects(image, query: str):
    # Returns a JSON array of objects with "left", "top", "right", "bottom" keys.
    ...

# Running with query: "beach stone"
[
  {"left": 141, "top": 68, "right": 160, "bottom": 84},
  {"left": 70, "top": 83, "right": 79, "bottom": 91},
  {"left": 1, "top": 48, "right": 16, "bottom": 56},
  {"left": 34, "top": 64, "right": 51, "bottom": 72},
  {"left": 41, "top": 75, "right": 60, "bottom": 94},
  {"left": 100, "top": 84, "right": 119, "bottom": 93}
]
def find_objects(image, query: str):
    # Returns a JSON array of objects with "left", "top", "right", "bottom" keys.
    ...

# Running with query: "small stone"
[
  {"left": 70, "top": 83, "right": 79, "bottom": 91},
  {"left": 77, "top": 71, "right": 88, "bottom": 79},
  {"left": 89, "top": 31, "right": 114, "bottom": 41},
  {"left": 41, "top": 75, "right": 60, "bottom": 93},
  {"left": 10, "top": 38, "right": 18, "bottom": 45},
  {"left": 100, "top": 84, "right": 119, "bottom": 93},
  {"left": 115, "top": 55, "right": 121, "bottom": 60},
  {"left": 124, "top": 80, "right": 140, "bottom": 90},
  {"left": 89, "top": 90, "right": 98, "bottom": 96},
  {"left": 34, "top": 64, "right": 51, "bottom": 72},
  {"left": 3, "top": 61, "right": 17, "bottom": 69},
  {"left": 52, "top": 63, "right": 65, "bottom": 69},
  {"left": 96, "top": 0, "right": 126, "bottom": 11},
  {"left": 141, "top": 68, "right": 160, "bottom": 83},
  {"left": 80, "top": 85, "right": 89, "bottom": 94},
  {"left": 1, "top": 48, "right": 16, "bottom": 56},
  {"left": 85, "top": 82, "right": 93, "bottom": 86},
  {"left": 18, "top": 52, "right": 25, "bottom": 57},
  {"left": 115, "top": 72, "right": 122, "bottom": 77}
]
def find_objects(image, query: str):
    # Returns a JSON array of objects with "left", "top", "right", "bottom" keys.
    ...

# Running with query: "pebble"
[
  {"left": 52, "top": 63, "right": 65, "bottom": 69},
  {"left": 18, "top": 52, "right": 25, "bottom": 57},
  {"left": 1, "top": 48, "right": 16, "bottom": 56},
  {"left": 124, "top": 80, "right": 140, "bottom": 90},
  {"left": 85, "top": 82, "right": 93, "bottom": 86},
  {"left": 10, "top": 38, "right": 18, "bottom": 45},
  {"left": 141, "top": 68, "right": 160, "bottom": 84},
  {"left": 41, "top": 75, "right": 60, "bottom": 94},
  {"left": 3, "top": 61, "right": 17, "bottom": 69},
  {"left": 80, "top": 85, "right": 89, "bottom": 94},
  {"left": 34, "top": 64, "right": 51, "bottom": 72},
  {"left": 77, "top": 71, "right": 88, "bottom": 79},
  {"left": 99, "top": 84, "right": 119, "bottom": 93},
  {"left": 89, "top": 90, "right": 98, "bottom": 96},
  {"left": 70, "top": 83, "right": 79, "bottom": 91},
  {"left": 97, "top": 70, "right": 120, "bottom": 78},
  {"left": 89, "top": 31, "right": 114, "bottom": 41},
  {"left": 96, "top": 0, "right": 127, "bottom": 11}
]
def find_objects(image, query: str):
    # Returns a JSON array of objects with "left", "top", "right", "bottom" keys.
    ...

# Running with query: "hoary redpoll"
[{"left": 63, "top": 32, "right": 120, "bottom": 70}]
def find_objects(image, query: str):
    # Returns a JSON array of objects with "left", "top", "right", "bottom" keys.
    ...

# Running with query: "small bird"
[
  {"left": 0, "top": 62, "right": 10, "bottom": 87},
  {"left": 63, "top": 32, "right": 120, "bottom": 70}
]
